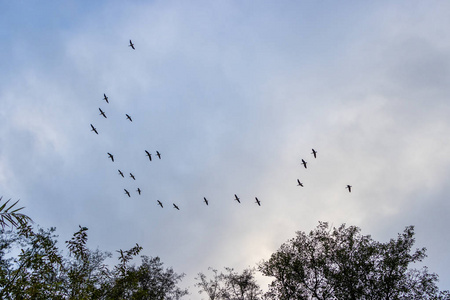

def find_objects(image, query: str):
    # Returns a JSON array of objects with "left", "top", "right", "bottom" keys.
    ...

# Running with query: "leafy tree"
[
  {"left": 196, "top": 267, "right": 262, "bottom": 300},
  {"left": 0, "top": 224, "right": 65, "bottom": 299},
  {"left": 196, "top": 268, "right": 222, "bottom": 300},
  {"left": 0, "top": 224, "right": 188, "bottom": 299},
  {"left": 64, "top": 225, "right": 111, "bottom": 299},
  {"left": 104, "top": 255, "right": 188, "bottom": 300},
  {"left": 258, "top": 222, "right": 450, "bottom": 300}
]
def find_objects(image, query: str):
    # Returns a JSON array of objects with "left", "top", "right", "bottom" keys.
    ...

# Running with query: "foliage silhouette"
[
  {"left": 258, "top": 222, "right": 449, "bottom": 300},
  {"left": 0, "top": 224, "right": 187, "bottom": 299}
]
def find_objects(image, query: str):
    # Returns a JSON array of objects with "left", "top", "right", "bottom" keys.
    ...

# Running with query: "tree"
[
  {"left": 196, "top": 267, "right": 262, "bottom": 300},
  {"left": 258, "top": 222, "right": 450, "bottom": 300},
  {"left": 64, "top": 225, "right": 111, "bottom": 299},
  {"left": 0, "top": 224, "right": 188, "bottom": 299},
  {"left": 104, "top": 255, "right": 188, "bottom": 300},
  {"left": 0, "top": 224, "right": 65, "bottom": 299}
]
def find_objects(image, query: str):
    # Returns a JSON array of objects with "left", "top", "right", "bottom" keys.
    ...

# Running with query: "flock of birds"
[
  {"left": 298, "top": 149, "right": 352, "bottom": 193},
  {"left": 89, "top": 40, "right": 352, "bottom": 211},
  {"left": 89, "top": 96, "right": 173, "bottom": 208}
]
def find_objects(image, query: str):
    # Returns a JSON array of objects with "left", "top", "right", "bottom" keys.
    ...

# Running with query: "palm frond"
[{"left": 0, "top": 196, "right": 33, "bottom": 229}]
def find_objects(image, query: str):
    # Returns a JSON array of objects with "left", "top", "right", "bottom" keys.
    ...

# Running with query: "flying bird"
[
  {"left": 346, "top": 185, "right": 352, "bottom": 193},
  {"left": 130, "top": 173, "right": 136, "bottom": 180},
  {"left": 173, "top": 203, "right": 180, "bottom": 210},
  {"left": 203, "top": 197, "right": 208, "bottom": 205},
  {"left": 311, "top": 149, "right": 317, "bottom": 158},
  {"left": 124, "top": 189, "right": 130, "bottom": 197},
  {"left": 118, "top": 170, "right": 124, "bottom": 177},
  {"left": 129, "top": 40, "right": 135, "bottom": 50},
  {"left": 99, "top": 108, "right": 107, "bottom": 118},
  {"left": 234, "top": 194, "right": 241, "bottom": 204},
  {"left": 103, "top": 93, "right": 109, "bottom": 103},
  {"left": 137, "top": 188, "right": 141, "bottom": 195},
  {"left": 145, "top": 150, "right": 152, "bottom": 161},
  {"left": 107, "top": 153, "right": 114, "bottom": 162},
  {"left": 157, "top": 200, "right": 163, "bottom": 208},
  {"left": 90, "top": 124, "right": 98, "bottom": 135},
  {"left": 156, "top": 151, "right": 161, "bottom": 159},
  {"left": 297, "top": 179, "right": 304, "bottom": 187},
  {"left": 255, "top": 197, "right": 261, "bottom": 206},
  {"left": 126, "top": 114, "right": 133, "bottom": 122},
  {"left": 301, "top": 159, "right": 307, "bottom": 169}
]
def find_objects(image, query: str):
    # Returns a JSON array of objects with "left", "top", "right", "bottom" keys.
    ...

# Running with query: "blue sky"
[{"left": 1, "top": 0, "right": 450, "bottom": 296}]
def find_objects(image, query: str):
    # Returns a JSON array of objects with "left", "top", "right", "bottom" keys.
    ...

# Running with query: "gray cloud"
[{"left": 1, "top": 1, "right": 450, "bottom": 296}]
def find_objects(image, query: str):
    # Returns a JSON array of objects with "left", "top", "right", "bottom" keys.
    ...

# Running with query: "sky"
[{"left": 1, "top": 0, "right": 450, "bottom": 297}]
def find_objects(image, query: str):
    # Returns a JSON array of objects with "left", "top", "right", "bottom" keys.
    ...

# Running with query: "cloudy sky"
[{"left": 1, "top": 0, "right": 450, "bottom": 296}]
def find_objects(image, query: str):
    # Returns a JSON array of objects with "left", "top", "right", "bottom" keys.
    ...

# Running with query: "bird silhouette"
[
  {"left": 130, "top": 173, "right": 136, "bottom": 180},
  {"left": 137, "top": 188, "right": 141, "bottom": 195},
  {"left": 297, "top": 179, "right": 304, "bottom": 187},
  {"left": 118, "top": 170, "right": 124, "bottom": 177},
  {"left": 157, "top": 200, "right": 163, "bottom": 208},
  {"left": 346, "top": 185, "right": 352, "bottom": 193},
  {"left": 234, "top": 194, "right": 241, "bottom": 203},
  {"left": 156, "top": 151, "right": 161, "bottom": 159},
  {"left": 312, "top": 149, "right": 317, "bottom": 158},
  {"left": 255, "top": 197, "right": 261, "bottom": 206},
  {"left": 107, "top": 153, "right": 114, "bottom": 162},
  {"left": 129, "top": 40, "right": 135, "bottom": 50},
  {"left": 301, "top": 159, "right": 307, "bottom": 169},
  {"left": 90, "top": 124, "right": 98, "bottom": 135},
  {"left": 173, "top": 203, "right": 180, "bottom": 210},
  {"left": 99, "top": 108, "right": 107, "bottom": 118},
  {"left": 145, "top": 150, "right": 152, "bottom": 161},
  {"left": 203, "top": 197, "right": 208, "bottom": 205},
  {"left": 124, "top": 189, "right": 131, "bottom": 197},
  {"left": 103, "top": 93, "right": 109, "bottom": 103},
  {"left": 126, "top": 114, "right": 132, "bottom": 122}
]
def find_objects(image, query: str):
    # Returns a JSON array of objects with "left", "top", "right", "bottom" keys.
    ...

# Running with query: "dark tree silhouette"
[
  {"left": 196, "top": 267, "right": 262, "bottom": 300},
  {"left": 259, "top": 222, "right": 450, "bottom": 300},
  {"left": 0, "top": 225, "right": 188, "bottom": 299}
]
